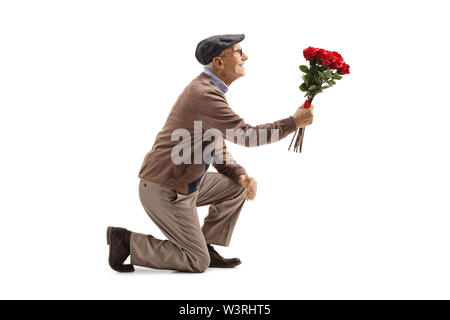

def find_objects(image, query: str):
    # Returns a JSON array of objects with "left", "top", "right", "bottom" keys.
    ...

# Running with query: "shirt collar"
[{"left": 203, "top": 69, "right": 228, "bottom": 94}]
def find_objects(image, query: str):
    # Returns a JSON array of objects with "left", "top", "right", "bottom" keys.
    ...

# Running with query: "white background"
[{"left": 1, "top": 0, "right": 449, "bottom": 299}]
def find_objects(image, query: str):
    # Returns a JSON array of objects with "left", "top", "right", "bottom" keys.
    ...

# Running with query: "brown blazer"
[{"left": 138, "top": 72, "right": 297, "bottom": 194}]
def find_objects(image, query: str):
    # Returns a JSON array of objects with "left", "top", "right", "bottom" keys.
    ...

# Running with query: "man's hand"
[
  {"left": 293, "top": 103, "right": 314, "bottom": 128},
  {"left": 239, "top": 175, "right": 257, "bottom": 201}
]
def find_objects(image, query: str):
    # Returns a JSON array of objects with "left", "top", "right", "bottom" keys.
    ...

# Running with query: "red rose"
[
  {"left": 338, "top": 63, "right": 350, "bottom": 74},
  {"left": 317, "top": 49, "right": 331, "bottom": 65},
  {"left": 331, "top": 51, "right": 343, "bottom": 61},
  {"left": 303, "top": 47, "right": 317, "bottom": 60},
  {"left": 316, "top": 49, "right": 326, "bottom": 60},
  {"left": 322, "top": 51, "right": 335, "bottom": 67},
  {"left": 330, "top": 52, "right": 343, "bottom": 69},
  {"left": 316, "top": 50, "right": 342, "bottom": 69},
  {"left": 322, "top": 57, "right": 331, "bottom": 66},
  {"left": 332, "top": 59, "right": 344, "bottom": 70}
]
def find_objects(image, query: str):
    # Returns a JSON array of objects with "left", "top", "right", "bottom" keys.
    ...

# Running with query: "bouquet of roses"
[{"left": 288, "top": 46, "right": 350, "bottom": 152}]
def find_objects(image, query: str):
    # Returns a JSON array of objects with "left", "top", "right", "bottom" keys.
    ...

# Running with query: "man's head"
[
  {"left": 208, "top": 43, "right": 248, "bottom": 85},
  {"left": 195, "top": 34, "right": 248, "bottom": 86}
]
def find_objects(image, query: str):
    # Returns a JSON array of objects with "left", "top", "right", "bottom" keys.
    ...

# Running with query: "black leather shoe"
[
  {"left": 106, "top": 226, "right": 135, "bottom": 272},
  {"left": 207, "top": 244, "right": 241, "bottom": 268}
]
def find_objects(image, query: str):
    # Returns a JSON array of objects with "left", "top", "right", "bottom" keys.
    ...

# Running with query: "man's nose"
[{"left": 242, "top": 52, "right": 248, "bottom": 61}]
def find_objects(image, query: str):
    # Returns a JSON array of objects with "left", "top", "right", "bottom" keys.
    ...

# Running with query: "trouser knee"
[{"left": 189, "top": 252, "right": 210, "bottom": 273}]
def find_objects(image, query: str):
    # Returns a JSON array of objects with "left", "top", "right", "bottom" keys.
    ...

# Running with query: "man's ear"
[{"left": 213, "top": 57, "right": 224, "bottom": 69}]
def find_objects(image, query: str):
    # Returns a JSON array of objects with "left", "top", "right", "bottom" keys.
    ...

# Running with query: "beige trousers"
[{"left": 130, "top": 172, "right": 246, "bottom": 272}]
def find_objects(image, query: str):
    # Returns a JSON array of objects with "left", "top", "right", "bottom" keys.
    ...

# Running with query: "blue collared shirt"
[{"left": 203, "top": 69, "right": 228, "bottom": 94}]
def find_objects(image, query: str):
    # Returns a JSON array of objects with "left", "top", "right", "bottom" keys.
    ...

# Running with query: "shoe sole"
[{"left": 209, "top": 260, "right": 242, "bottom": 268}]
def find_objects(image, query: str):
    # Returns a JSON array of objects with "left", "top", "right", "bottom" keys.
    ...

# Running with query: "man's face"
[{"left": 219, "top": 43, "right": 248, "bottom": 79}]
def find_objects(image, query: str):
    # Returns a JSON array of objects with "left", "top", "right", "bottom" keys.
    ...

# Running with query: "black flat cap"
[{"left": 195, "top": 34, "right": 245, "bottom": 65}]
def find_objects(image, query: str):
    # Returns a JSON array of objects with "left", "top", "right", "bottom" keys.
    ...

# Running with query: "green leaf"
[
  {"left": 322, "top": 85, "right": 331, "bottom": 89},
  {"left": 308, "top": 85, "right": 317, "bottom": 90},
  {"left": 299, "top": 65, "right": 309, "bottom": 73},
  {"left": 318, "top": 71, "right": 326, "bottom": 79},
  {"left": 332, "top": 74, "right": 342, "bottom": 80},
  {"left": 329, "top": 80, "right": 336, "bottom": 85},
  {"left": 305, "top": 75, "right": 311, "bottom": 86},
  {"left": 325, "top": 70, "right": 332, "bottom": 78},
  {"left": 299, "top": 83, "right": 307, "bottom": 92}
]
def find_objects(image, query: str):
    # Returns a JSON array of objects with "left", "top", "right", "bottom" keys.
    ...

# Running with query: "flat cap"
[{"left": 195, "top": 34, "right": 245, "bottom": 65}]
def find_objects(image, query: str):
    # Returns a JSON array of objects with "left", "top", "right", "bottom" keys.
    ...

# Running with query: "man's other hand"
[
  {"left": 239, "top": 175, "right": 257, "bottom": 201},
  {"left": 293, "top": 103, "right": 314, "bottom": 128}
]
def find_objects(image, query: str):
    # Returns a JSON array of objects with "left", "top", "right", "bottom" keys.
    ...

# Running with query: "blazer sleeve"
[{"left": 198, "top": 88, "right": 297, "bottom": 147}]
